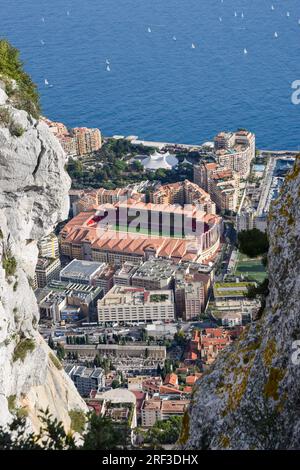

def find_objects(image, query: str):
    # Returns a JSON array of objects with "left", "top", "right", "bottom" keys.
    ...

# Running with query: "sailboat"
[
  {"left": 40, "top": 40, "right": 45, "bottom": 45},
  {"left": 219, "top": 17, "right": 222, "bottom": 22},
  {"left": 274, "top": 32, "right": 278, "bottom": 38},
  {"left": 271, "top": 5, "right": 274, "bottom": 11},
  {"left": 41, "top": 17, "right": 45, "bottom": 23},
  {"left": 44, "top": 78, "right": 53, "bottom": 88},
  {"left": 191, "top": 43, "right": 196, "bottom": 49},
  {"left": 173, "top": 36, "right": 177, "bottom": 41},
  {"left": 106, "top": 59, "right": 110, "bottom": 65},
  {"left": 234, "top": 12, "right": 237, "bottom": 17},
  {"left": 241, "top": 12, "right": 244, "bottom": 19},
  {"left": 106, "top": 65, "right": 111, "bottom": 72},
  {"left": 244, "top": 48, "right": 248, "bottom": 55},
  {"left": 148, "top": 27, "right": 152, "bottom": 33},
  {"left": 287, "top": 12, "right": 290, "bottom": 17}
]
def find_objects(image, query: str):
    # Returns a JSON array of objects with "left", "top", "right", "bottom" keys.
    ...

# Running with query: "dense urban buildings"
[
  {"left": 214, "top": 129, "right": 255, "bottom": 178},
  {"left": 97, "top": 286, "right": 175, "bottom": 324},
  {"left": 59, "top": 198, "right": 222, "bottom": 265},
  {"left": 41, "top": 117, "right": 102, "bottom": 156},
  {"left": 151, "top": 180, "right": 216, "bottom": 214},
  {"left": 194, "top": 161, "right": 240, "bottom": 212}
]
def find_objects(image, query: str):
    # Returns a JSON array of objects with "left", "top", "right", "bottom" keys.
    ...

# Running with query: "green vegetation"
[
  {"left": 234, "top": 251, "right": 267, "bottom": 283},
  {"left": 67, "top": 138, "right": 194, "bottom": 190},
  {"left": 56, "top": 343, "right": 65, "bottom": 360},
  {"left": 238, "top": 229, "right": 269, "bottom": 258},
  {"left": 0, "top": 39, "right": 40, "bottom": 118},
  {"left": 150, "top": 294, "right": 169, "bottom": 302},
  {"left": 13, "top": 338, "right": 35, "bottom": 362},
  {"left": 2, "top": 250, "right": 17, "bottom": 277},
  {"left": 0, "top": 106, "right": 11, "bottom": 126},
  {"left": 49, "top": 352, "right": 63, "bottom": 370},
  {"left": 10, "top": 122, "right": 24, "bottom": 137},
  {"left": 7, "top": 395, "right": 16, "bottom": 413},
  {"left": 140, "top": 416, "right": 183, "bottom": 446},
  {"left": 68, "top": 410, "right": 86, "bottom": 434},
  {"left": 0, "top": 410, "right": 127, "bottom": 450}
]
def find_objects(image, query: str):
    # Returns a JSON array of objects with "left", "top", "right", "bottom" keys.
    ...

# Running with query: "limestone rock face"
[
  {"left": 0, "top": 87, "right": 87, "bottom": 431},
  {"left": 180, "top": 157, "right": 300, "bottom": 450}
]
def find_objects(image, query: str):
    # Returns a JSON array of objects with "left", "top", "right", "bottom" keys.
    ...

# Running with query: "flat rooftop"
[{"left": 60, "top": 259, "right": 105, "bottom": 280}]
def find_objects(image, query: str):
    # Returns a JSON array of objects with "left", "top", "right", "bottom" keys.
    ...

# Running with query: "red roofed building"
[{"left": 163, "top": 373, "right": 179, "bottom": 388}]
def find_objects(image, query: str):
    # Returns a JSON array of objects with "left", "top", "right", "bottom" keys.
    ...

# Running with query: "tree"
[
  {"left": 144, "top": 416, "right": 183, "bottom": 446},
  {"left": 0, "top": 410, "right": 125, "bottom": 450},
  {"left": 48, "top": 335, "right": 55, "bottom": 350},
  {"left": 238, "top": 229, "right": 269, "bottom": 258},
  {"left": 56, "top": 343, "right": 65, "bottom": 361}
]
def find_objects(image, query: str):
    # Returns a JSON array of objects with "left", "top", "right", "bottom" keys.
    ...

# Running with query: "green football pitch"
[{"left": 234, "top": 252, "right": 267, "bottom": 283}]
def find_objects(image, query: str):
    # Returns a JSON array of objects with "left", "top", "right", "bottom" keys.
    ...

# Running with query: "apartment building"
[
  {"left": 113, "top": 262, "right": 139, "bottom": 286},
  {"left": 152, "top": 180, "right": 216, "bottom": 214},
  {"left": 73, "top": 127, "right": 102, "bottom": 155},
  {"left": 141, "top": 399, "right": 190, "bottom": 427},
  {"left": 65, "top": 365, "right": 105, "bottom": 397},
  {"left": 131, "top": 259, "right": 177, "bottom": 290},
  {"left": 97, "top": 286, "right": 175, "bottom": 324},
  {"left": 35, "top": 257, "right": 61, "bottom": 288},
  {"left": 38, "top": 233, "right": 59, "bottom": 258},
  {"left": 214, "top": 130, "right": 255, "bottom": 178},
  {"left": 194, "top": 161, "right": 240, "bottom": 212}
]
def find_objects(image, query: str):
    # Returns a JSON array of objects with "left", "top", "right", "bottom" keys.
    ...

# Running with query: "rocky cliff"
[
  {"left": 179, "top": 156, "right": 300, "bottom": 450},
  {"left": 0, "top": 79, "right": 87, "bottom": 431}
]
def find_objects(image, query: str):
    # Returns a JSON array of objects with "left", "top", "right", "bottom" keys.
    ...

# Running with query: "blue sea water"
[{"left": 2, "top": 0, "right": 300, "bottom": 149}]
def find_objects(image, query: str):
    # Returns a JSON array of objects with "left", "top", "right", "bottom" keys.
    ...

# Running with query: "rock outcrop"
[
  {"left": 179, "top": 157, "right": 300, "bottom": 450},
  {"left": 0, "top": 80, "right": 87, "bottom": 431}
]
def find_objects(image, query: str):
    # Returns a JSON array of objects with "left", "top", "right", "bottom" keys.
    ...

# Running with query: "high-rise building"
[
  {"left": 214, "top": 129, "right": 255, "bottom": 178},
  {"left": 73, "top": 127, "right": 102, "bottom": 155},
  {"left": 38, "top": 233, "right": 59, "bottom": 258},
  {"left": 35, "top": 257, "right": 61, "bottom": 288},
  {"left": 194, "top": 161, "right": 240, "bottom": 212}
]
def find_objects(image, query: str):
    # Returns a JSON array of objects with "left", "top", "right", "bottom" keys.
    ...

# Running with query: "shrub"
[
  {"left": 69, "top": 410, "right": 86, "bottom": 434},
  {"left": 7, "top": 395, "right": 16, "bottom": 412},
  {"left": 0, "top": 40, "right": 41, "bottom": 118},
  {"left": 10, "top": 122, "right": 24, "bottom": 137},
  {"left": 0, "top": 106, "right": 11, "bottom": 126},
  {"left": 13, "top": 338, "right": 35, "bottom": 362},
  {"left": 16, "top": 407, "right": 28, "bottom": 418},
  {"left": 49, "top": 352, "right": 63, "bottom": 370},
  {"left": 2, "top": 252, "right": 17, "bottom": 277}
]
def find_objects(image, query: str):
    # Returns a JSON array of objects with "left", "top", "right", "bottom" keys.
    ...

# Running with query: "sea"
[{"left": 2, "top": 0, "right": 300, "bottom": 149}]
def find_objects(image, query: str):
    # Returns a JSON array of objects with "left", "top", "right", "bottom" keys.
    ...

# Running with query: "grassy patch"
[
  {"left": 0, "top": 106, "right": 11, "bottom": 126},
  {"left": 13, "top": 338, "right": 35, "bottom": 362},
  {"left": 49, "top": 352, "right": 63, "bottom": 370},
  {"left": 2, "top": 252, "right": 17, "bottom": 277},
  {"left": 7, "top": 395, "right": 16, "bottom": 412},
  {"left": 0, "top": 40, "right": 40, "bottom": 118},
  {"left": 69, "top": 410, "right": 86, "bottom": 434}
]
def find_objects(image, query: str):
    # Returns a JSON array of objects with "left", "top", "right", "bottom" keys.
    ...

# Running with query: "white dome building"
[{"left": 141, "top": 151, "right": 178, "bottom": 171}]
